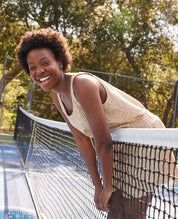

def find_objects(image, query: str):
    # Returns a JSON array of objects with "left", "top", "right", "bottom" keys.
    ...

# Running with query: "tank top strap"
[
  {"left": 69, "top": 72, "right": 93, "bottom": 103},
  {"left": 57, "top": 72, "right": 89, "bottom": 117}
]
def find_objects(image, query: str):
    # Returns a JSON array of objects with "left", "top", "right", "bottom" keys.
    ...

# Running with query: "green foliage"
[
  {"left": 109, "top": 7, "right": 135, "bottom": 39},
  {"left": 0, "top": 0, "right": 177, "bottom": 131},
  {"left": 0, "top": 108, "right": 17, "bottom": 133},
  {"left": 0, "top": 6, "right": 29, "bottom": 59}
]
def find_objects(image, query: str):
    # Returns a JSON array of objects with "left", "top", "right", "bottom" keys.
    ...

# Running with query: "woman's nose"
[{"left": 36, "top": 65, "right": 44, "bottom": 74}]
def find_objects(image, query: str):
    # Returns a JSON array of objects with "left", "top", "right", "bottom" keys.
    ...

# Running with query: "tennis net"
[{"left": 14, "top": 106, "right": 178, "bottom": 219}]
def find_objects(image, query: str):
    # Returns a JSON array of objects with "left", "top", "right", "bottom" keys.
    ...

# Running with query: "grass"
[{"left": 0, "top": 134, "right": 14, "bottom": 141}]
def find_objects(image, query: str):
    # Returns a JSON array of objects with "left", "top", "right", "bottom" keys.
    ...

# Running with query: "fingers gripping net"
[{"left": 14, "top": 107, "right": 178, "bottom": 219}]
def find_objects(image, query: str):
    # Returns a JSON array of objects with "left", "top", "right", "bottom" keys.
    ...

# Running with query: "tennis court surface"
[
  {"left": 1, "top": 106, "right": 178, "bottom": 219},
  {"left": 0, "top": 141, "right": 38, "bottom": 219}
]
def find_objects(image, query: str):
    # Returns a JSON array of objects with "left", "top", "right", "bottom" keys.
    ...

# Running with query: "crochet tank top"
[{"left": 57, "top": 73, "right": 164, "bottom": 137}]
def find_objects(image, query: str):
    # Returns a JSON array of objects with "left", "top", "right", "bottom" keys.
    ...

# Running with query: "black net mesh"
[{"left": 14, "top": 107, "right": 178, "bottom": 219}]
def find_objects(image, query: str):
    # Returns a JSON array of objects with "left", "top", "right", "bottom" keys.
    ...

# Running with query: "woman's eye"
[
  {"left": 42, "top": 61, "right": 49, "bottom": 66},
  {"left": 29, "top": 66, "right": 35, "bottom": 71}
]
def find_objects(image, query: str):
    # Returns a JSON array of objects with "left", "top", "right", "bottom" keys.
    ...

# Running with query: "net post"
[
  {"left": 14, "top": 105, "right": 22, "bottom": 140},
  {"left": 28, "top": 80, "right": 34, "bottom": 112},
  {"left": 0, "top": 53, "right": 7, "bottom": 103}
]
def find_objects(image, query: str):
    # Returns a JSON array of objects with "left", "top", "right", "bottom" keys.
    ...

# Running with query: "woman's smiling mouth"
[
  {"left": 39, "top": 76, "right": 51, "bottom": 82},
  {"left": 38, "top": 75, "right": 52, "bottom": 87}
]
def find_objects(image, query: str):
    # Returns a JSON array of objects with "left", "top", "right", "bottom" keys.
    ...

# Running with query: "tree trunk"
[
  {"left": 124, "top": 49, "right": 147, "bottom": 107},
  {"left": 162, "top": 80, "right": 178, "bottom": 127}
]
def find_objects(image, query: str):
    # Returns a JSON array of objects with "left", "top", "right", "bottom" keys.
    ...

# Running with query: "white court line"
[{"left": 0, "top": 167, "right": 5, "bottom": 219}]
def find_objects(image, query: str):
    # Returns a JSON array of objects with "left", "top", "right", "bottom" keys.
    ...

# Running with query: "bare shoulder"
[
  {"left": 73, "top": 74, "right": 100, "bottom": 93},
  {"left": 73, "top": 73, "right": 107, "bottom": 104}
]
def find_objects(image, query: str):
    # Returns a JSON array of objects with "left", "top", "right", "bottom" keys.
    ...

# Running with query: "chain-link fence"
[
  {"left": 0, "top": 55, "right": 32, "bottom": 133},
  {"left": 0, "top": 55, "right": 177, "bottom": 134}
]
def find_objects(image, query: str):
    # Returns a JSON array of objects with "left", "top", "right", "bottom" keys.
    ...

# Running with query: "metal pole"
[
  {"left": 25, "top": 82, "right": 31, "bottom": 110},
  {"left": 172, "top": 84, "right": 178, "bottom": 128},
  {"left": 28, "top": 80, "right": 34, "bottom": 112},
  {"left": 0, "top": 79, "right": 8, "bottom": 128},
  {"left": 0, "top": 53, "right": 8, "bottom": 103},
  {"left": 109, "top": 74, "right": 112, "bottom": 84}
]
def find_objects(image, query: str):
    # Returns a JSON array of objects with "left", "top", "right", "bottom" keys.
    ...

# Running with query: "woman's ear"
[{"left": 58, "top": 60, "right": 63, "bottom": 69}]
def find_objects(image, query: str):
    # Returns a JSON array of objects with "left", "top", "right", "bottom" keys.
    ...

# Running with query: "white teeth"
[{"left": 39, "top": 76, "right": 51, "bottom": 82}]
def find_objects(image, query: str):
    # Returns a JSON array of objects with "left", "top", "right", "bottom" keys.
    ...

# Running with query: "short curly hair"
[{"left": 17, "top": 28, "right": 72, "bottom": 75}]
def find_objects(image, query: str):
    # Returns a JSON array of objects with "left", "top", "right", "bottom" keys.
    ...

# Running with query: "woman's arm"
[
  {"left": 73, "top": 75, "right": 113, "bottom": 211},
  {"left": 52, "top": 92, "right": 104, "bottom": 209},
  {"left": 68, "top": 122, "right": 102, "bottom": 189},
  {"left": 52, "top": 74, "right": 113, "bottom": 211}
]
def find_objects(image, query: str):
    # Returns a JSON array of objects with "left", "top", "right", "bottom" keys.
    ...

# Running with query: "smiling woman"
[
  {"left": 27, "top": 48, "right": 64, "bottom": 91},
  {"left": 16, "top": 28, "right": 169, "bottom": 219},
  {"left": 17, "top": 29, "right": 72, "bottom": 75}
]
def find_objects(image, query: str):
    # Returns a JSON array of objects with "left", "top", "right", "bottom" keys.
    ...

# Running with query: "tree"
[
  {"left": 0, "top": 62, "right": 22, "bottom": 95},
  {"left": 71, "top": 0, "right": 178, "bottom": 125},
  {"left": 0, "top": 1, "right": 29, "bottom": 97},
  {"left": 0, "top": 0, "right": 177, "bottom": 127}
]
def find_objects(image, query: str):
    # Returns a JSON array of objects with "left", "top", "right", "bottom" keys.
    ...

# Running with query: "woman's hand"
[
  {"left": 94, "top": 184, "right": 103, "bottom": 210},
  {"left": 98, "top": 187, "right": 113, "bottom": 212}
]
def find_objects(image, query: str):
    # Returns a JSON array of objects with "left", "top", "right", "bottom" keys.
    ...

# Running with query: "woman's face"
[{"left": 27, "top": 48, "right": 63, "bottom": 91}]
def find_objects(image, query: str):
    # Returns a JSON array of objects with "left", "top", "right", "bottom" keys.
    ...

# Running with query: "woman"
[{"left": 17, "top": 28, "right": 166, "bottom": 218}]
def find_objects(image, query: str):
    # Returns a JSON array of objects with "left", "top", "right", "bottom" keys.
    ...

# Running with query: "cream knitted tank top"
[{"left": 57, "top": 73, "right": 163, "bottom": 137}]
